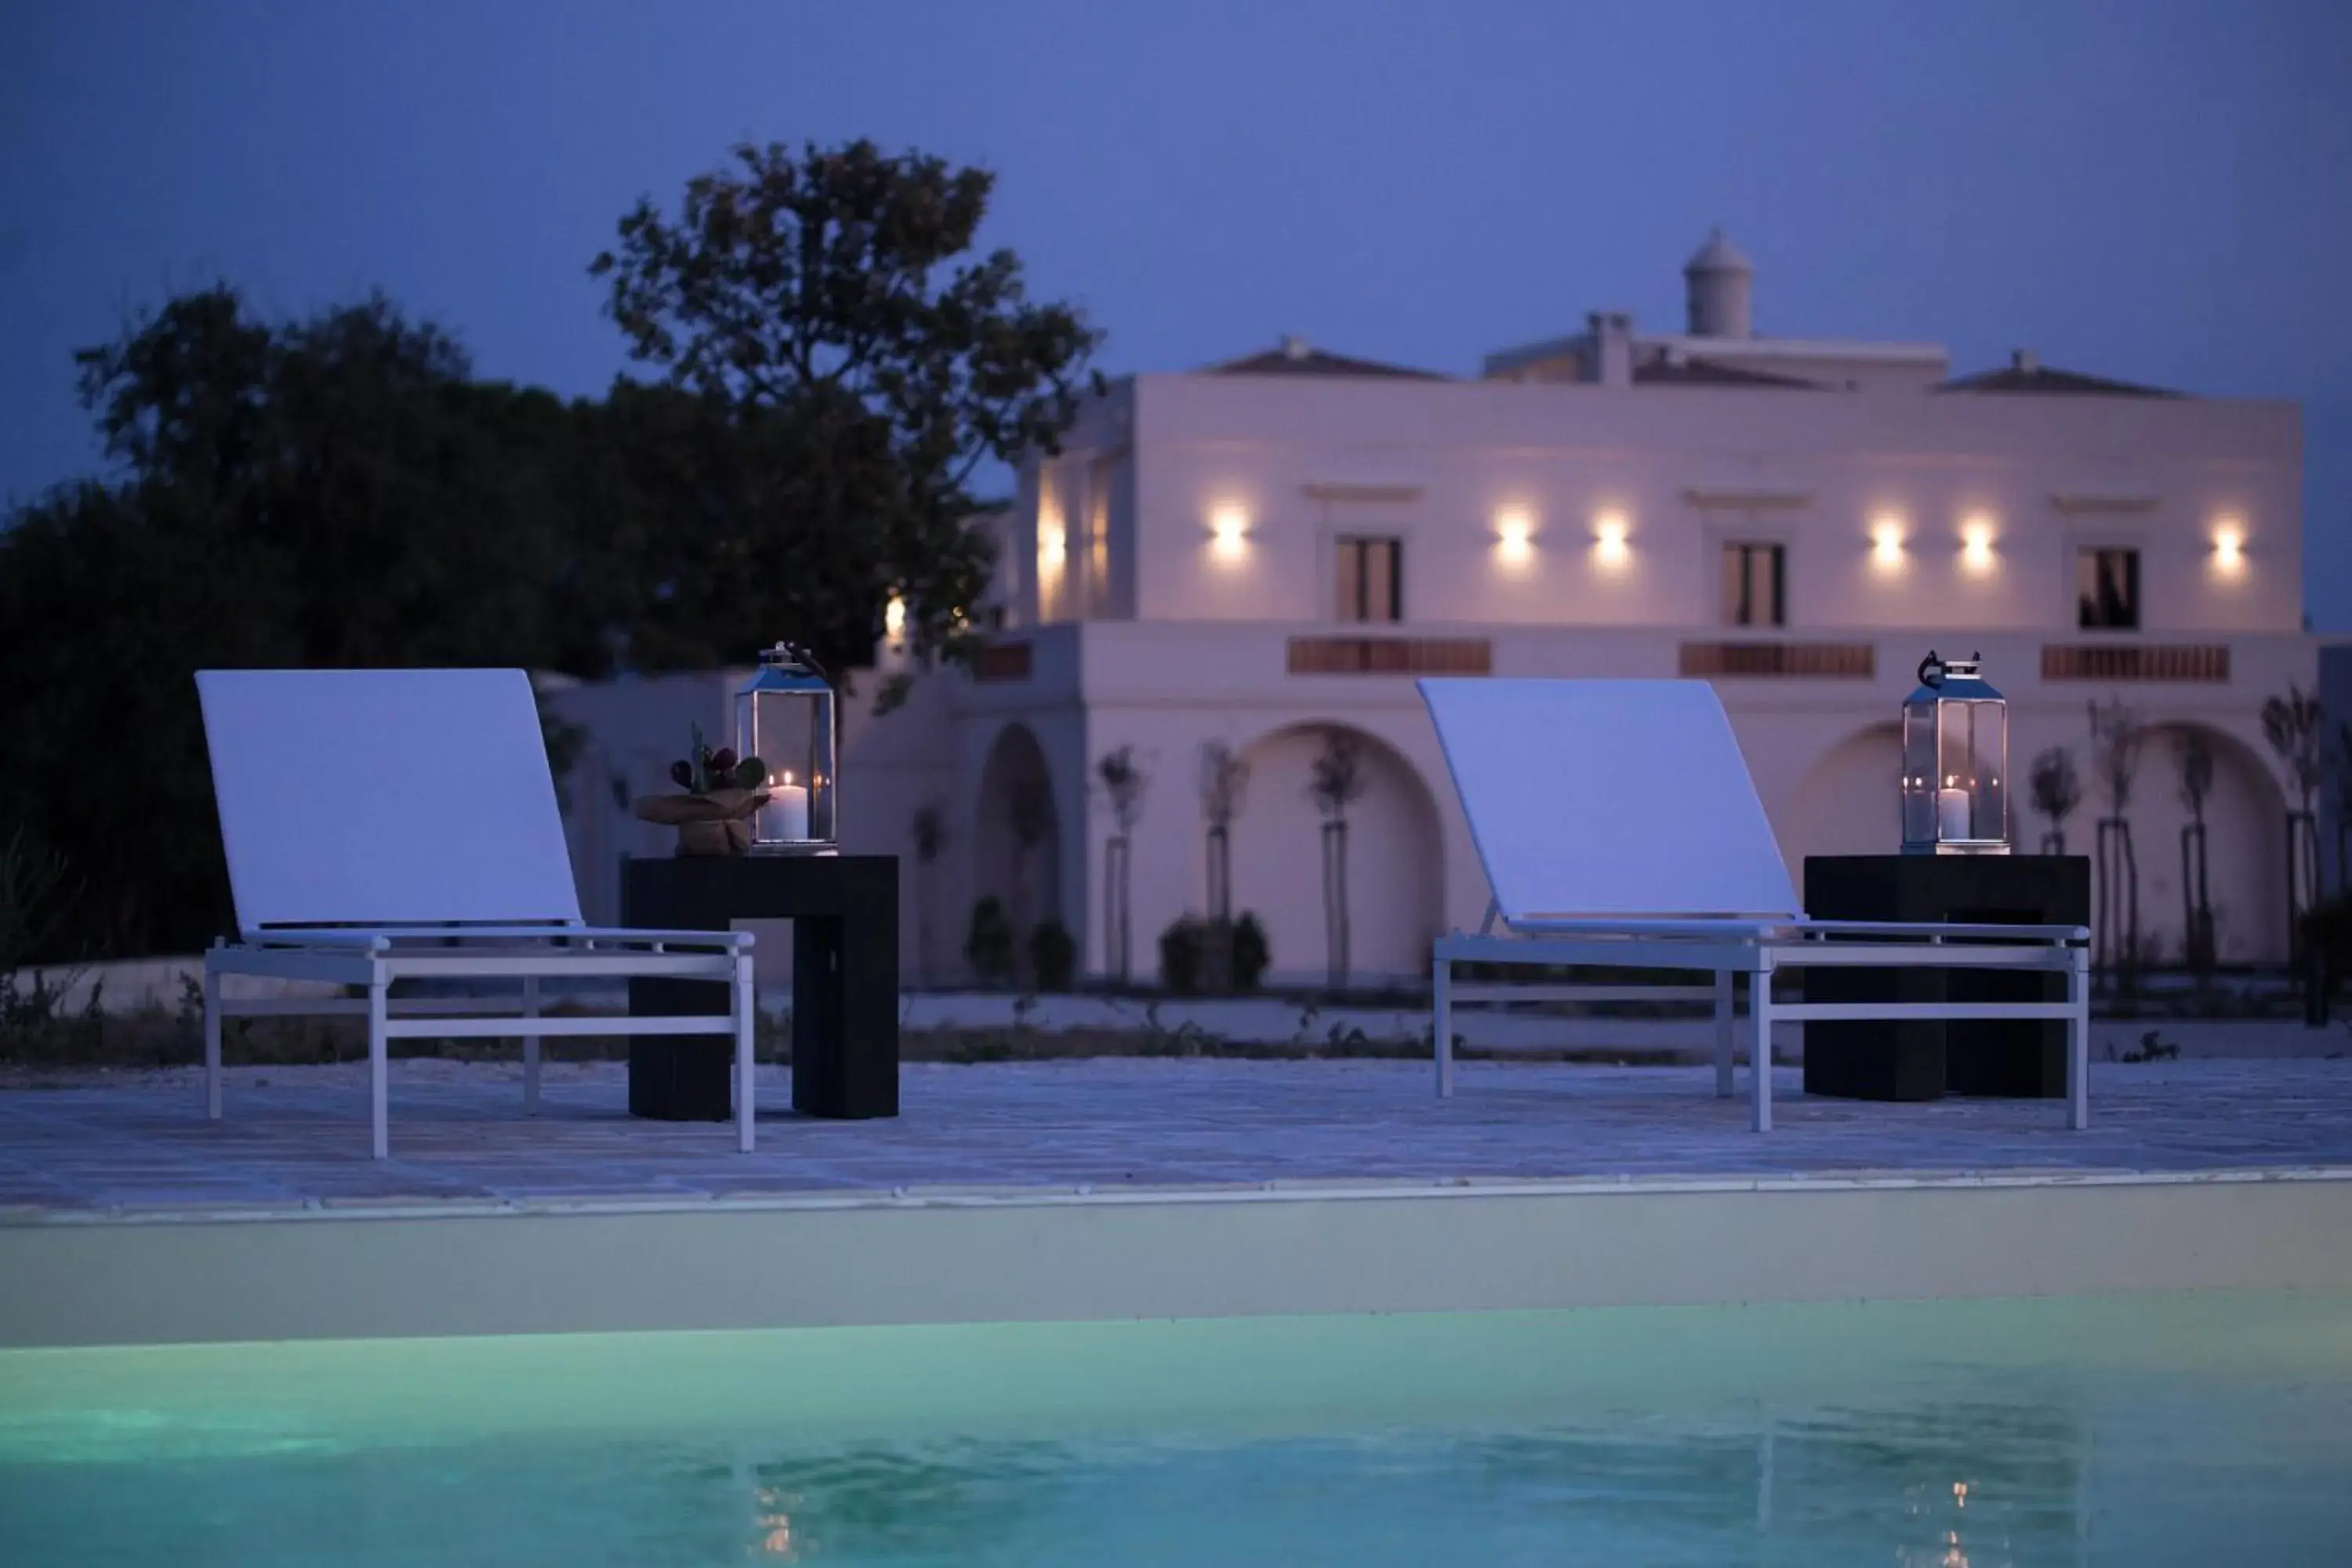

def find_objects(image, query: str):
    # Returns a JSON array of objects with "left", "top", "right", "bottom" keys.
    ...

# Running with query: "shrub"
[
  {"left": 1157, "top": 913, "right": 1270, "bottom": 996},
  {"left": 1029, "top": 918, "right": 1077, "bottom": 992},
  {"left": 1159, "top": 914, "right": 1207, "bottom": 995},
  {"left": 1230, "top": 911, "right": 1271, "bottom": 991},
  {"left": 964, "top": 896, "right": 1016, "bottom": 986}
]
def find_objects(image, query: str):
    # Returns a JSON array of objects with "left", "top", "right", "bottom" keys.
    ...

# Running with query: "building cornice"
[
  {"left": 1683, "top": 485, "right": 1815, "bottom": 510},
  {"left": 1302, "top": 483, "right": 1425, "bottom": 504},
  {"left": 2050, "top": 492, "right": 2161, "bottom": 515}
]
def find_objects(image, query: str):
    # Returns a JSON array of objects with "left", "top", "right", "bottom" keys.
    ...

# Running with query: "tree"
[
  {"left": 2087, "top": 698, "right": 2146, "bottom": 982},
  {"left": 74, "top": 288, "right": 611, "bottom": 671},
  {"left": 1007, "top": 779, "right": 1054, "bottom": 979},
  {"left": 1308, "top": 731, "right": 1369, "bottom": 989},
  {"left": 2262, "top": 686, "right": 2325, "bottom": 951},
  {"left": 2330, "top": 723, "right": 2352, "bottom": 894},
  {"left": 590, "top": 139, "right": 1105, "bottom": 687},
  {"left": 2, "top": 287, "right": 609, "bottom": 961},
  {"left": 2173, "top": 729, "right": 2217, "bottom": 975},
  {"left": 909, "top": 804, "right": 946, "bottom": 985},
  {"left": 2028, "top": 746, "right": 2082, "bottom": 855},
  {"left": 1198, "top": 741, "right": 1250, "bottom": 922},
  {"left": 1095, "top": 747, "right": 1149, "bottom": 986}
]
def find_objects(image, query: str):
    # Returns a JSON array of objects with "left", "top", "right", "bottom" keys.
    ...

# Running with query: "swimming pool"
[{"left": 3, "top": 1292, "right": 2349, "bottom": 1565}]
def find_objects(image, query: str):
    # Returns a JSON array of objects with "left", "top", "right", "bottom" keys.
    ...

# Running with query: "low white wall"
[
  {"left": 3, "top": 1172, "right": 2347, "bottom": 1348},
  {"left": 11, "top": 961, "right": 2339, "bottom": 1060},
  {"left": 5, "top": 957, "right": 347, "bottom": 1014}
]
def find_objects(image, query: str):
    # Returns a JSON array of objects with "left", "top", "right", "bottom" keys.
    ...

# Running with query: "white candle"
[
  {"left": 761, "top": 779, "right": 809, "bottom": 843},
  {"left": 1937, "top": 786, "right": 1971, "bottom": 841}
]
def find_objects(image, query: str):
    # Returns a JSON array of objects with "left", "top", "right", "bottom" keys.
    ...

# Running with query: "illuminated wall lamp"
[
  {"left": 1593, "top": 512, "right": 1630, "bottom": 568},
  {"left": 1210, "top": 506, "right": 1249, "bottom": 561},
  {"left": 1040, "top": 519, "right": 1068, "bottom": 569},
  {"left": 1870, "top": 517, "right": 1906, "bottom": 568},
  {"left": 1960, "top": 517, "right": 1996, "bottom": 573},
  {"left": 1495, "top": 508, "right": 1535, "bottom": 565},
  {"left": 2213, "top": 522, "right": 2245, "bottom": 572}
]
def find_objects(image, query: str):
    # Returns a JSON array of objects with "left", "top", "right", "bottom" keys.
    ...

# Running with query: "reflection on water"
[
  {"left": 5, "top": 1386, "right": 2347, "bottom": 1567},
  {"left": 5, "top": 1299, "right": 2352, "bottom": 1566}
]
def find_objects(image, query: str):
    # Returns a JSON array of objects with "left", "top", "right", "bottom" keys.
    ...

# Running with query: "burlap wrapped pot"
[{"left": 632, "top": 788, "right": 768, "bottom": 857}]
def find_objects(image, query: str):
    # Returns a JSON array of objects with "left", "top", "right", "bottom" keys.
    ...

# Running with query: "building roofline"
[
  {"left": 1639, "top": 334, "right": 1950, "bottom": 365},
  {"left": 1484, "top": 332, "right": 1951, "bottom": 378}
]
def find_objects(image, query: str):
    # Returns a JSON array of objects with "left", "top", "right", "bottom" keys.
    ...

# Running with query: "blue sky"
[{"left": 4, "top": 0, "right": 2347, "bottom": 624}]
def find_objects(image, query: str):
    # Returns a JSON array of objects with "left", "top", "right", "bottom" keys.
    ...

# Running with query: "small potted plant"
[{"left": 633, "top": 724, "right": 770, "bottom": 856}]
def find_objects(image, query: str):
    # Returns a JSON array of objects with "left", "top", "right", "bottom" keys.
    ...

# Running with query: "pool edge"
[{"left": 5, "top": 1167, "right": 2352, "bottom": 1348}]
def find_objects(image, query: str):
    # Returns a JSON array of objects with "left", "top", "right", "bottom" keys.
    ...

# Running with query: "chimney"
[
  {"left": 1683, "top": 230, "right": 1755, "bottom": 339},
  {"left": 1588, "top": 311, "right": 1633, "bottom": 387},
  {"left": 1281, "top": 334, "right": 1311, "bottom": 361},
  {"left": 2011, "top": 348, "right": 2039, "bottom": 374}
]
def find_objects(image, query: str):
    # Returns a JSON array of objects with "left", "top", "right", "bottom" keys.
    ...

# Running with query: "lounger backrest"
[
  {"left": 1418, "top": 677, "right": 1800, "bottom": 923},
  {"left": 198, "top": 668, "right": 584, "bottom": 933}
]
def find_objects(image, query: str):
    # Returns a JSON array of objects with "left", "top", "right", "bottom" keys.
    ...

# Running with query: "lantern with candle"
[
  {"left": 736, "top": 643, "right": 838, "bottom": 854},
  {"left": 1900, "top": 651, "right": 2009, "bottom": 855}
]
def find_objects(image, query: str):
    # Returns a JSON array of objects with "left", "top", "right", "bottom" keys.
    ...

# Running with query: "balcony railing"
[
  {"left": 2041, "top": 644, "right": 2231, "bottom": 683},
  {"left": 1287, "top": 637, "right": 1494, "bottom": 676},
  {"left": 1679, "top": 641, "right": 1876, "bottom": 678},
  {"left": 969, "top": 640, "right": 1034, "bottom": 683}
]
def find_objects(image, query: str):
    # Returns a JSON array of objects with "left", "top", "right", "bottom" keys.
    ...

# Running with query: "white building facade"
[{"left": 559, "top": 237, "right": 2318, "bottom": 986}]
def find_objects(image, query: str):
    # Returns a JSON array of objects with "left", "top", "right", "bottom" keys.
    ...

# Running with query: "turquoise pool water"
[{"left": 3, "top": 1293, "right": 2350, "bottom": 1566}]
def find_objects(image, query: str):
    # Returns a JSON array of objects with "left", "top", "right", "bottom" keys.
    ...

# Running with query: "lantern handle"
[
  {"left": 764, "top": 641, "right": 834, "bottom": 685},
  {"left": 1917, "top": 650, "right": 1947, "bottom": 688}
]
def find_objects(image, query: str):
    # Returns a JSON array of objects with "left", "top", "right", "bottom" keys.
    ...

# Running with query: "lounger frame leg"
[
  {"left": 1713, "top": 968, "right": 1736, "bottom": 1098},
  {"left": 1434, "top": 951, "right": 1454, "bottom": 1099},
  {"left": 734, "top": 952, "right": 757, "bottom": 1153},
  {"left": 1749, "top": 953, "right": 1775, "bottom": 1133},
  {"left": 2066, "top": 944, "right": 2091, "bottom": 1131},
  {"left": 203, "top": 957, "right": 223, "bottom": 1121},
  {"left": 368, "top": 967, "right": 390, "bottom": 1160},
  {"left": 521, "top": 975, "right": 542, "bottom": 1114}
]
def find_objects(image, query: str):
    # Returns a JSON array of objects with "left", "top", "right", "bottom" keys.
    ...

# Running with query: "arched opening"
[
  {"left": 974, "top": 723, "right": 1062, "bottom": 969},
  {"left": 1779, "top": 723, "right": 1901, "bottom": 877},
  {"left": 1227, "top": 722, "right": 1443, "bottom": 989}
]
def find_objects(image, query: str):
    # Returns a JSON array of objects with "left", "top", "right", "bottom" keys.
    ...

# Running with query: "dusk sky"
[{"left": 5, "top": 1, "right": 2348, "bottom": 624}]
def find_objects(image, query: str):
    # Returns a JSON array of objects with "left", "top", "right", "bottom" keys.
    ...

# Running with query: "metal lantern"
[
  {"left": 1900, "top": 650, "right": 2010, "bottom": 855},
  {"left": 735, "top": 643, "right": 837, "bottom": 854}
]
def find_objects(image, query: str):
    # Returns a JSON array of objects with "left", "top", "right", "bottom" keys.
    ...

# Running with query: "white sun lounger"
[
  {"left": 1420, "top": 678, "right": 2091, "bottom": 1131},
  {"left": 198, "top": 667, "right": 757, "bottom": 1159}
]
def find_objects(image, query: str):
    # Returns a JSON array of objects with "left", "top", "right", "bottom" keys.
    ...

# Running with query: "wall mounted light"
[
  {"left": 1210, "top": 505, "right": 1249, "bottom": 562},
  {"left": 1870, "top": 514, "right": 1906, "bottom": 569},
  {"left": 1960, "top": 514, "right": 1996, "bottom": 573},
  {"left": 1040, "top": 517, "right": 1068, "bottom": 569},
  {"left": 1495, "top": 507, "right": 1535, "bottom": 565},
  {"left": 1593, "top": 510, "right": 1631, "bottom": 568},
  {"left": 883, "top": 593, "right": 908, "bottom": 641},
  {"left": 2212, "top": 517, "right": 2245, "bottom": 573}
]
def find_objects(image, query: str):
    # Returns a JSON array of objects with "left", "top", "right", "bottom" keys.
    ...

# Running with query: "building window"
[
  {"left": 2077, "top": 547, "right": 2140, "bottom": 630},
  {"left": 1336, "top": 536, "right": 1403, "bottom": 622},
  {"left": 1721, "top": 543, "right": 1785, "bottom": 627}
]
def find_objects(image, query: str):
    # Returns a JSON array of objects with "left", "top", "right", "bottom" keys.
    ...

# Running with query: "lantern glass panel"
[
  {"left": 1900, "top": 699, "right": 1939, "bottom": 844},
  {"left": 1964, "top": 700, "right": 2006, "bottom": 843},
  {"left": 1936, "top": 706, "right": 1968, "bottom": 833}
]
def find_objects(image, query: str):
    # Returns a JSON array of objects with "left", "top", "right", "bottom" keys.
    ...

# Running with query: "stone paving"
[{"left": 2, "top": 1057, "right": 2350, "bottom": 1214}]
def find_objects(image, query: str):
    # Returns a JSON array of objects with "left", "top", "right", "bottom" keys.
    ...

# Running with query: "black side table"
[
  {"left": 623, "top": 855, "right": 899, "bottom": 1120},
  {"left": 1802, "top": 855, "right": 2089, "bottom": 1101}
]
